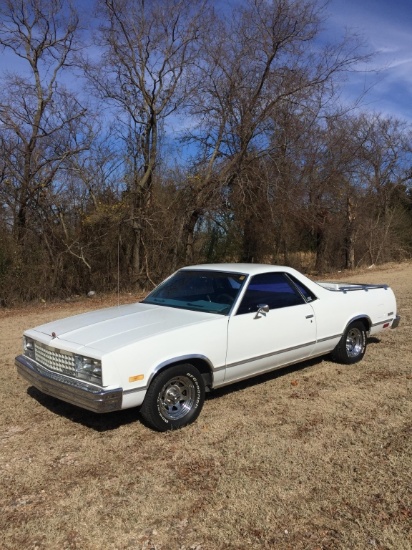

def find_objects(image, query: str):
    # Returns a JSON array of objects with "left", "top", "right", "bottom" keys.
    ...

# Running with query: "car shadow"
[
  {"left": 26, "top": 337, "right": 382, "bottom": 432},
  {"left": 26, "top": 359, "right": 324, "bottom": 432},
  {"left": 209, "top": 336, "right": 382, "bottom": 399},
  {"left": 27, "top": 386, "right": 139, "bottom": 432},
  {"left": 206, "top": 355, "right": 325, "bottom": 401}
]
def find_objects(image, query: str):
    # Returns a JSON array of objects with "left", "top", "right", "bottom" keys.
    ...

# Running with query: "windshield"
[{"left": 142, "top": 270, "right": 248, "bottom": 315}]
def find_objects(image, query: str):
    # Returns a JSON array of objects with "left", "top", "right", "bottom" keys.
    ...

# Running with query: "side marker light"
[{"left": 129, "top": 374, "right": 144, "bottom": 383}]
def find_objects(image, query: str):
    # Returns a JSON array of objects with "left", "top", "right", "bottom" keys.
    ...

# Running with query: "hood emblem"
[{"left": 51, "top": 332, "right": 57, "bottom": 339}]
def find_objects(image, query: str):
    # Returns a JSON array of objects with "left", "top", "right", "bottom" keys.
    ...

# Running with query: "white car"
[{"left": 16, "top": 264, "right": 400, "bottom": 431}]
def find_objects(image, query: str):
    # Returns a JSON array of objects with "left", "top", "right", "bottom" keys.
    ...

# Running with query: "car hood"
[{"left": 27, "top": 303, "right": 219, "bottom": 354}]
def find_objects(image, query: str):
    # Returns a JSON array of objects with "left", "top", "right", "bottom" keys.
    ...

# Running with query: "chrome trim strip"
[
  {"left": 123, "top": 386, "right": 147, "bottom": 395},
  {"left": 15, "top": 355, "right": 122, "bottom": 413},
  {"left": 371, "top": 318, "right": 394, "bottom": 328},
  {"left": 226, "top": 340, "right": 317, "bottom": 369},
  {"left": 346, "top": 314, "right": 372, "bottom": 331},
  {"left": 153, "top": 354, "right": 215, "bottom": 374},
  {"left": 214, "top": 350, "right": 330, "bottom": 389},
  {"left": 146, "top": 354, "right": 220, "bottom": 388},
  {"left": 316, "top": 334, "right": 342, "bottom": 344},
  {"left": 212, "top": 364, "right": 226, "bottom": 372},
  {"left": 124, "top": 356, "right": 225, "bottom": 395}
]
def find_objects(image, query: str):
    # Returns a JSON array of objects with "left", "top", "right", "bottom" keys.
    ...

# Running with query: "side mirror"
[{"left": 255, "top": 304, "right": 269, "bottom": 319}]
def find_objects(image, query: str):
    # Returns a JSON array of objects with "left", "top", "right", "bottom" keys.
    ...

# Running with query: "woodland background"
[{"left": 1, "top": 0, "right": 411, "bottom": 303}]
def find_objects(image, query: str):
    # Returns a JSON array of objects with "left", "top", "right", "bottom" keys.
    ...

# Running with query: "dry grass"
[{"left": 1, "top": 263, "right": 411, "bottom": 550}]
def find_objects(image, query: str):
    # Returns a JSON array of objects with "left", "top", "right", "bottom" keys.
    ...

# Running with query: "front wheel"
[
  {"left": 331, "top": 321, "right": 367, "bottom": 364},
  {"left": 140, "top": 364, "right": 205, "bottom": 431}
]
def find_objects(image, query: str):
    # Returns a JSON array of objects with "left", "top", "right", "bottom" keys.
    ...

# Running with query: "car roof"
[{"left": 180, "top": 263, "right": 296, "bottom": 276}]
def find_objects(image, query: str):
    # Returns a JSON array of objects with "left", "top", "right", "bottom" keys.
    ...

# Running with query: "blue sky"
[
  {"left": 1, "top": 0, "right": 411, "bottom": 124},
  {"left": 327, "top": 0, "right": 412, "bottom": 121}
]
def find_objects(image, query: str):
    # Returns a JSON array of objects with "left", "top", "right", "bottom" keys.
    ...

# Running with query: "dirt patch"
[{"left": 1, "top": 263, "right": 411, "bottom": 549}]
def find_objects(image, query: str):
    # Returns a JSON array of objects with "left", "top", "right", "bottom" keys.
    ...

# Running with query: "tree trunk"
[
  {"left": 344, "top": 195, "right": 356, "bottom": 269},
  {"left": 183, "top": 209, "right": 202, "bottom": 265}
]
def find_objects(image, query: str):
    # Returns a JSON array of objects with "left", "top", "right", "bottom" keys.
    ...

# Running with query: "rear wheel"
[
  {"left": 140, "top": 364, "right": 205, "bottom": 431},
  {"left": 331, "top": 321, "right": 367, "bottom": 364}
]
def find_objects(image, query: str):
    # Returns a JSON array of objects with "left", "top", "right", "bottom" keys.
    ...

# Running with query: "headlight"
[
  {"left": 74, "top": 355, "right": 102, "bottom": 385},
  {"left": 24, "top": 336, "right": 35, "bottom": 359}
]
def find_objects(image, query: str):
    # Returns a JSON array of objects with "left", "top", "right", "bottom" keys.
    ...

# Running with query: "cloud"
[{"left": 326, "top": 0, "right": 412, "bottom": 122}]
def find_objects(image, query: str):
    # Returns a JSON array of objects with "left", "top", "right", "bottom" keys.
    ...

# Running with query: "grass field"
[{"left": 1, "top": 263, "right": 411, "bottom": 550}]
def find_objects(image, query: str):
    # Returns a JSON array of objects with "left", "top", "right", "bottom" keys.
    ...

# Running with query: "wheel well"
[
  {"left": 349, "top": 316, "right": 371, "bottom": 333},
  {"left": 154, "top": 358, "right": 213, "bottom": 391}
]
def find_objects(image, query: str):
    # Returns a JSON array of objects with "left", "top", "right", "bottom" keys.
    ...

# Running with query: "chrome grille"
[{"left": 34, "top": 343, "right": 76, "bottom": 376}]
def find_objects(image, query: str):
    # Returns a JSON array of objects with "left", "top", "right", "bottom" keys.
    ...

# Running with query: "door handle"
[{"left": 306, "top": 314, "right": 314, "bottom": 319}]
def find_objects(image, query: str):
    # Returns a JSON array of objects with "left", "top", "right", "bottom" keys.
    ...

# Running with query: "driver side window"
[{"left": 236, "top": 272, "right": 305, "bottom": 315}]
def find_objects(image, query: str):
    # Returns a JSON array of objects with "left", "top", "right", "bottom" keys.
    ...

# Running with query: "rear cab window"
[{"left": 286, "top": 274, "right": 318, "bottom": 303}]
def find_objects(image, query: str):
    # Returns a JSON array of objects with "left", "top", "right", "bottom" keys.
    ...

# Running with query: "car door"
[{"left": 224, "top": 272, "right": 316, "bottom": 383}]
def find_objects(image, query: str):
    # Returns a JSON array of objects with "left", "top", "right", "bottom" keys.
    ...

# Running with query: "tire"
[
  {"left": 140, "top": 364, "right": 205, "bottom": 431},
  {"left": 331, "top": 320, "right": 367, "bottom": 364}
]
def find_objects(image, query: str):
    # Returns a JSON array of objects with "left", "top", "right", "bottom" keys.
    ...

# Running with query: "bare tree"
[
  {"left": 0, "top": 0, "right": 95, "bottom": 296},
  {"left": 0, "top": 0, "right": 89, "bottom": 238},
  {"left": 83, "top": 0, "right": 210, "bottom": 285},
  {"left": 185, "top": 0, "right": 372, "bottom": 263},
  {"left": 358, "top": 114, "right": 412, "bottom": 264}
]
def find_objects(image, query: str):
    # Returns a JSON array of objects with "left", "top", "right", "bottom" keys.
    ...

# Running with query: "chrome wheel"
[
  {"left": 157, "top": 375, "right": 197, "bottom": 421},
  {"left": 331, "top": 320, "right": 367, "bottom": 365},
  {"left": 345, "top": 327, "right": 364, "bottom": 358},
  {"left": 140, "top": 364, "right": 205, "bottom": 431}
]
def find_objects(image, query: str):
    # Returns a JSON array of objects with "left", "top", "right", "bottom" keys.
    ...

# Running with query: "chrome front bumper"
[{"left": 15, "top": 354, "right": 123, "bottom": 413}]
